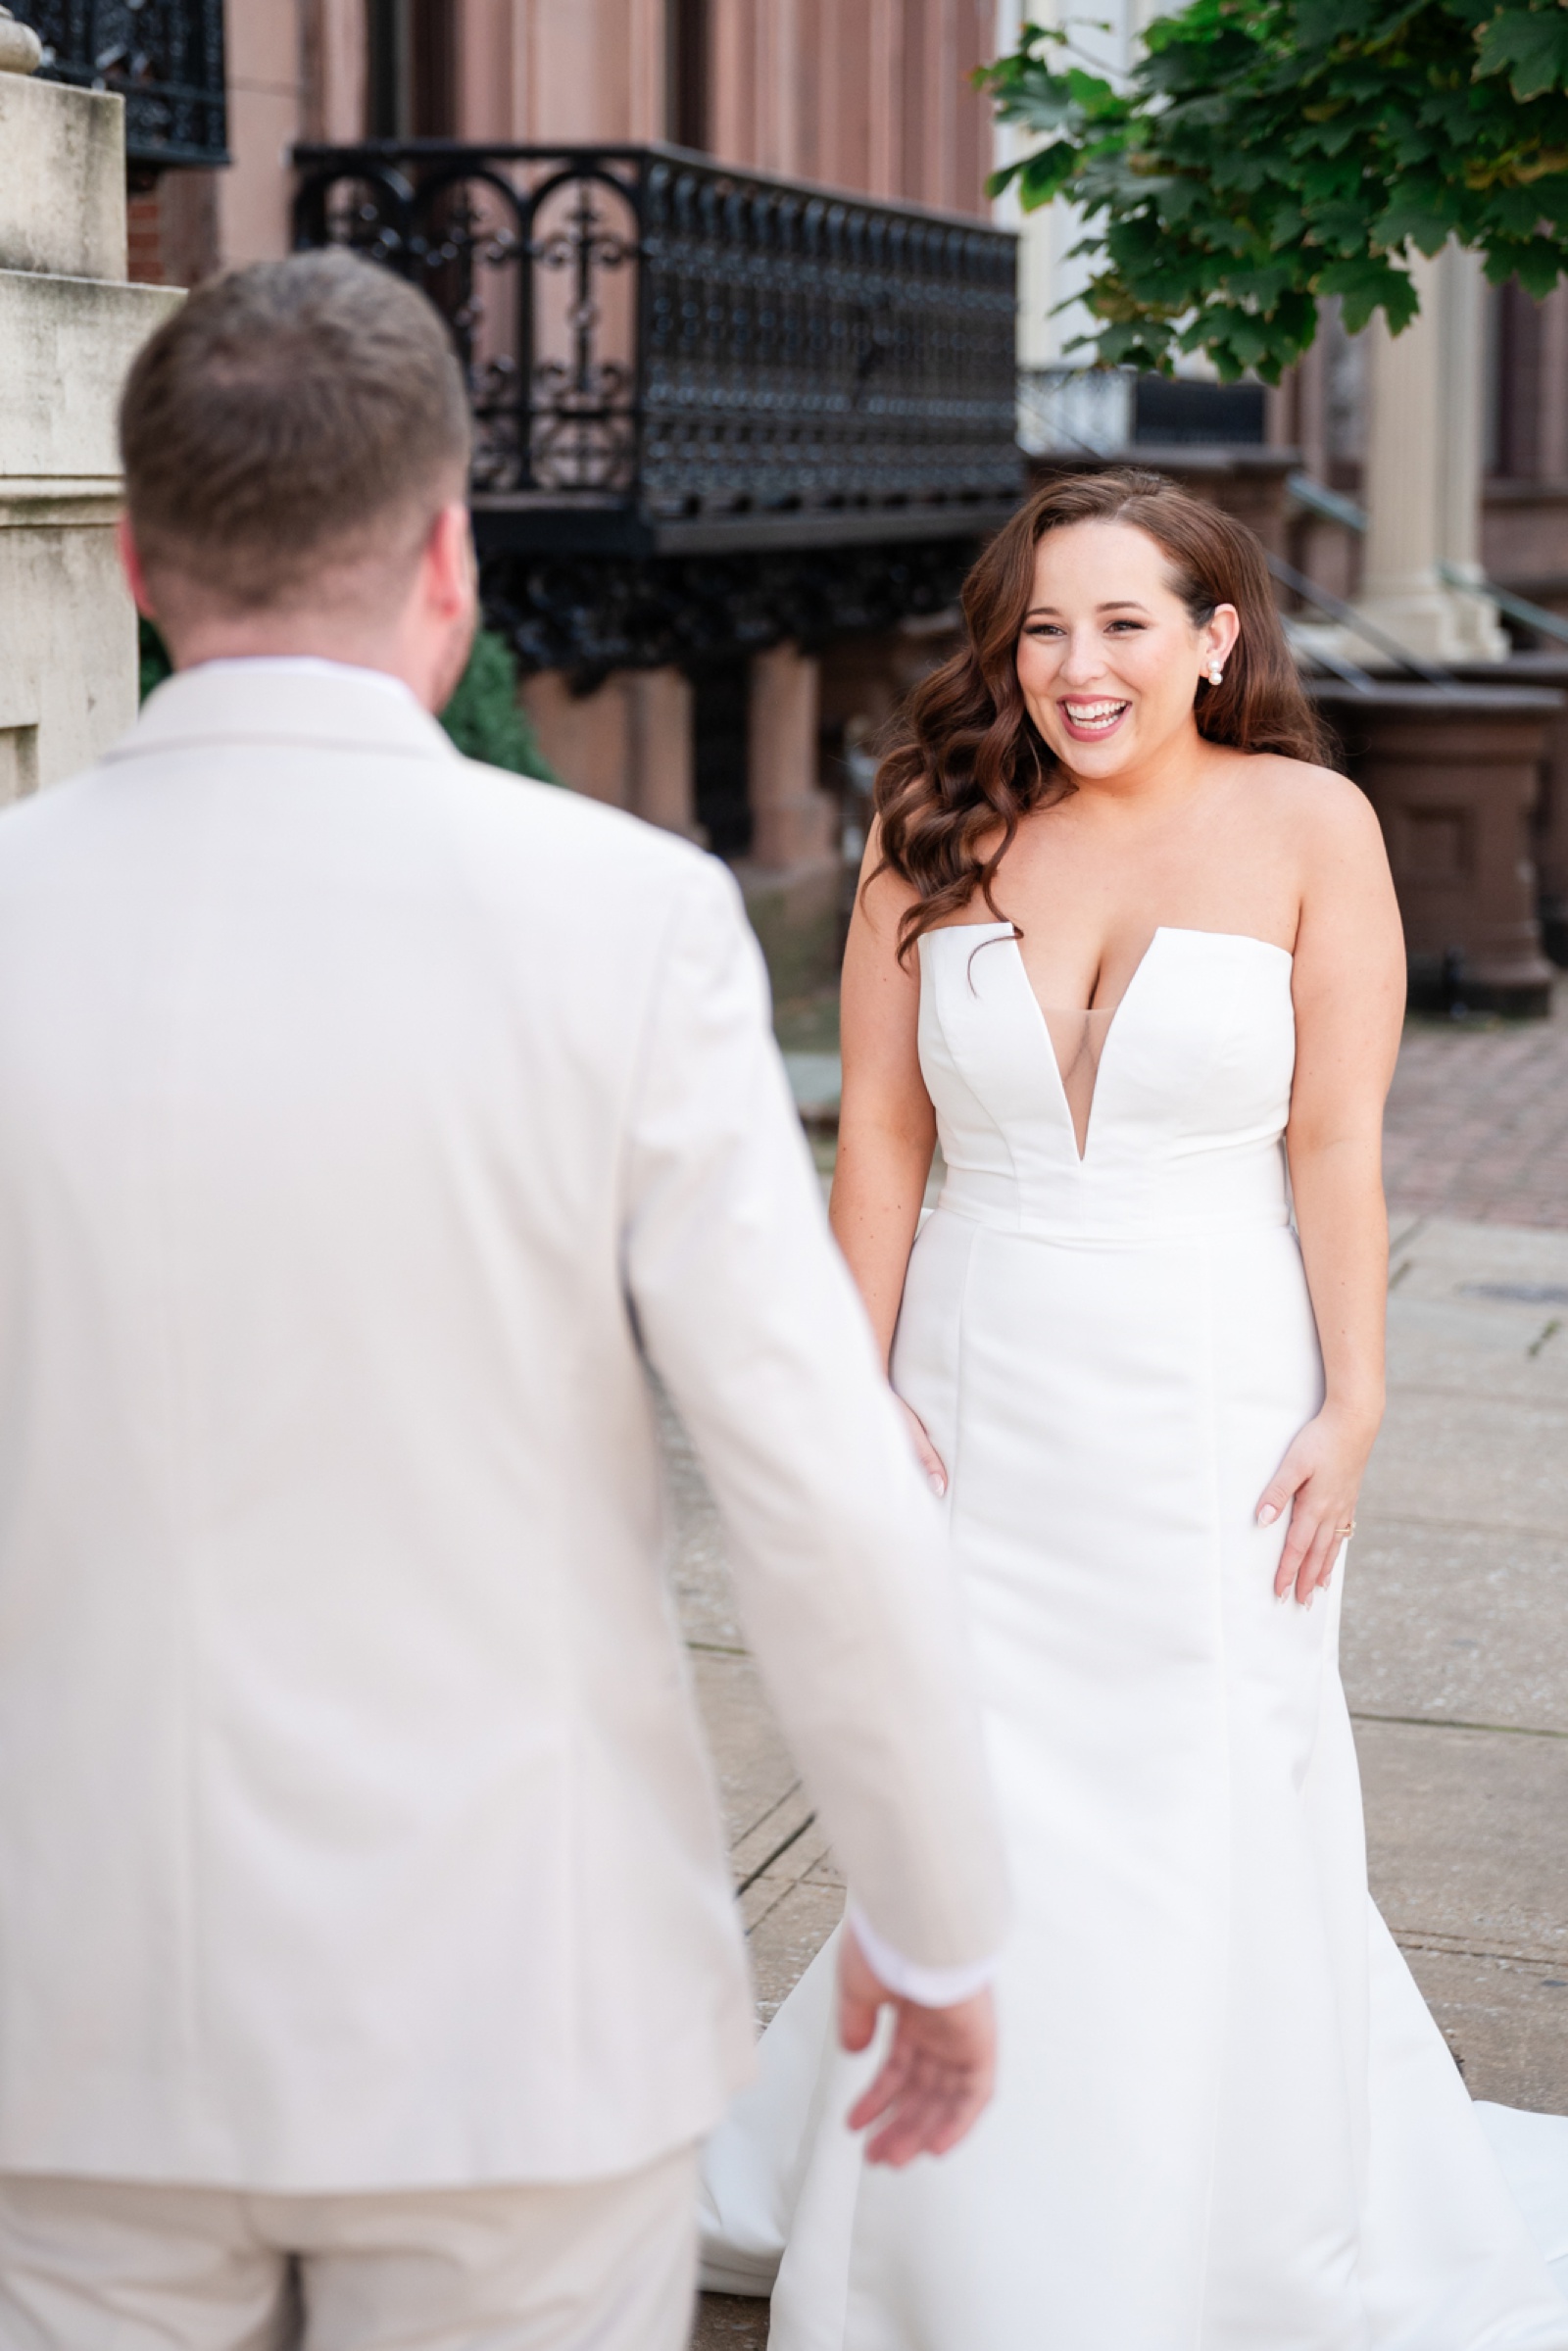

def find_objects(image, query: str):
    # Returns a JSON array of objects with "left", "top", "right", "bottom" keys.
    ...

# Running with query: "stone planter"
[
  {"left": 1448, "top": 655, "right": 1568, "bottom": 967},
  {"left": 1311, "top": 683, "right": 1561, "bottom": 1016}
]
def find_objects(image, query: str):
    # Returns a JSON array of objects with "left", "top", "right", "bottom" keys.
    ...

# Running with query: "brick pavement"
[{"left": 1384, "top": 981, "right": 1568, "bottom": 1229}]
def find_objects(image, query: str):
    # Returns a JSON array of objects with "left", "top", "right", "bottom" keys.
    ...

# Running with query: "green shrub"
[
  {"left": 137, "top": 617, "right": 560, "bottom": 787},
  {"left": 139, "top": 618, "right": 173, "bottom": 701},
  {"left": 440, "top": 629, "right": 560, "bottom": 782}
]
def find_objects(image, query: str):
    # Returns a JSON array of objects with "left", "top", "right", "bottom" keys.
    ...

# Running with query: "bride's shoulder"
[{"left": 1239, "top": 750, "right": 1388, "bottom": 865}]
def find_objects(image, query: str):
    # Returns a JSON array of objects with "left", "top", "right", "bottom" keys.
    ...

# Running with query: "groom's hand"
[{"left": 837, "top": 1926, "right": 997, "bottom": 2168}]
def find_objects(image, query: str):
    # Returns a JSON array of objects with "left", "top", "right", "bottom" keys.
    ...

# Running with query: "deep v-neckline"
[
  {"left": 1006, "top": 928, "right": 1164, "bottom": 1165},
  {"left": 938, "top": 923, "right": 1295, "bottom": 1168}
]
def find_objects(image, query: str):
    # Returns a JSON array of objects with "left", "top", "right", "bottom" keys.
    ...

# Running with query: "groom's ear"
[
  {"left": 412, "top": 500, "right": 480, "bottom": 715},
  {"left": 117, "top": 515, "right": 159, "bottom": 621},
  {"left": 420, "top": 500, "right": 479, "bottom": 624}
]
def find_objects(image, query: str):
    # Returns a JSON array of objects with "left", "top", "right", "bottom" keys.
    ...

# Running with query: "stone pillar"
[
  {"left": 0, "top": 36, "right": 182, "bottom": 796},
  {"left": 1354, "top": 244, "right": 1506, "bottom": 664},
  {"left": 1313, "top": 682, "right": 1558, "bottom": 1013},
  {"left": 746, "top": 642, "right": 834, "bottom": 869},
  {"left": 1450, "top": 650, "right": 1568, "bottom": 966},
  {"left": 1436, "top": 244, "right": 1507, "bottom": 655},
  {"left": 519, "top": 670, "right": 631, "bottom": 807},
  {"left": 623, "top": 668, "right": 701, "bottom": 838},
  {"left": 519, "top": 665, "right": 701, "bottom": 837},
  {"left": 737, "top": 641, "right": 843, "bottom": 1001}
]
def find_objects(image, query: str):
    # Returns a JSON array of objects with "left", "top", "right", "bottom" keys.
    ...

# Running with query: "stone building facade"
[{"left": 142, "top": 3, "right": 1000, "bottom": 277}]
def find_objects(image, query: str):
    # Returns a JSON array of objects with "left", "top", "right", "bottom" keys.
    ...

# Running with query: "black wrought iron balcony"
[
  {"left": 291, "top": 141, "right": 1022, "bottom": 559},
  {"left": 15, "top": 0, "right": 227, "bottom": 170}
]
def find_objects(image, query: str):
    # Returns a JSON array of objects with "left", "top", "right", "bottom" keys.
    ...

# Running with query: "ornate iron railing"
[
  {"left": 15, "top": 0, "right": 227, "bottom": 169},
  {"left": 291, "top": 141, "right": 1021, "bottom": 555}
]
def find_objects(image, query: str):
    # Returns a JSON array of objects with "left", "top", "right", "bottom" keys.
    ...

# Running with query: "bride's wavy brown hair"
[{"left": 870, "top": 468, "right": 1329, "bottom": 959}]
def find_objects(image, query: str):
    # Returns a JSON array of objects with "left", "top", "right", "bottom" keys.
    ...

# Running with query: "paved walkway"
[
  {"left": 1373, "top": 985, "right": 1568, "bottom": 1229},
  {"left": 684, "top": 1008, "right": 1568, "bottom": 2347},
  {"left": 1353, "top": 1214, "right": 1568, "bottom": 2108}
]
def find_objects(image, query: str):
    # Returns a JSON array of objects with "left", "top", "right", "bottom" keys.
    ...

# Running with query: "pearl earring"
[{"left": 1207, "top": 663, "right": 1224, "bottom": 686}]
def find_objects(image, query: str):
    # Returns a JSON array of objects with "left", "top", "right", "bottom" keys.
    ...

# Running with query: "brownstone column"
[
  {"left": 1451, "top": 654, "right": 1568, "bottom": 967},
  {"left": 732, "top": 642, "right": 843, "bottom": 1000},
  {"left": 1313, "top": 683, "right": 1560, "bottom": 1014},
  {"left": 518, "top": 669, "right": 630, "bottom": 807},
  {"left": 624, "top": 667, "right": 701, "bottom": 838},
  {"left": 746, "top": 641, "right": 834, "bottom": 869},
  {"left": 518, "top": 665, "right": 701, "bottom": 838}
]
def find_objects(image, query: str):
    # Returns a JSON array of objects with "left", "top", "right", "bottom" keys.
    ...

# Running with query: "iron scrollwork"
[
  {"left": 17, "top": 0, "right": 227, "bottom": 169},
  {"left": 293, "top": 148, "right": 646, "bottom": 505},
  {"left": 528, "top": 173, "right": 640, "bottom": 495},
  {"left": 637, "top": 156, "right": 1020, "bottom": 520},
  {"left": 480, "top": 536, "right": 983, "bottom": 683},
  {"left": 292, "top": 140, "right": 1021, "bottom": 538}
]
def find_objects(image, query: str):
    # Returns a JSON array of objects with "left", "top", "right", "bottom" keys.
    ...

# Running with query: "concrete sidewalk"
[
  {"left": 678, "top": 1206, "right": 1568, "bottom": 2347},
  {"left": 1349, "top": 1213, "right": 1568, "bottom": 2110}
]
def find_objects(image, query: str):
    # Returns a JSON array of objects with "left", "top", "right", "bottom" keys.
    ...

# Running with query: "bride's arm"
[
  {"left": 1262, "top": 767, "right": 1406, "bottom": 1603},
  {"left": 830, "top": 834, "right": 945, "bottom": 1486}
]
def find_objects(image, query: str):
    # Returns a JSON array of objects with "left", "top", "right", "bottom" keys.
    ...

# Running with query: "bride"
[{"left": 700, "top": 470, "right": 1568, "bottom": 2347}]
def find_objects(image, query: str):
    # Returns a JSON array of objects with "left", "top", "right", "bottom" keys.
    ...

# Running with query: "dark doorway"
[
  {"left": 1493, "top": 280, "right": 1544, "bottom": 481},
  {"left": 368, "top": 0, "right": 457, "bottom": 138},
  {"left": 692, "top": 660, "right": 752, "bottom": 857},
  {"left": 666, "top": 0, "right": 710, "bottom": 151},
  {"left": 366, "top": 0, "right": 404, "bottom": 137}
]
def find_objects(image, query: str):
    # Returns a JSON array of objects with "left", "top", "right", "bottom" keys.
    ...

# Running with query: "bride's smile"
[{"left": 1016, "top": 514, "right": 1239, "bottom": 784}]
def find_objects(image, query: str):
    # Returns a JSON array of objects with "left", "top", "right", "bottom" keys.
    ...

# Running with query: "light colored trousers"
[{"left": 0, "top": 2146, "right": 698, "bottom": 2351}]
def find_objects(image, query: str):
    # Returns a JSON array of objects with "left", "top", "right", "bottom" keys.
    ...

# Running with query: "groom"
[{"left": 0, "top": 252, "right": 1005, "bottom": 2349}]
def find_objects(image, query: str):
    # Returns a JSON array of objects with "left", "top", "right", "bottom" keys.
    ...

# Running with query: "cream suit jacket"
[{"left": 0, "top": 664, "right": 1006, "bottom": 2193}]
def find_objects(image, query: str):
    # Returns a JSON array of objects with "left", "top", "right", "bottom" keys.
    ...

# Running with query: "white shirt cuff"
[{"left": 847, "top": 1902, "right": 999, "bottom": 2008}]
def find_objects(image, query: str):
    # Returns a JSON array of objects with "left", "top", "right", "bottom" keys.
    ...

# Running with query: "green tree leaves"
[
  {"left": 981, "top": 1, "right": 1568, "bottom": 378},
  {"left": 1476, "top": 9, "right": 1568, "bottom": 101}
]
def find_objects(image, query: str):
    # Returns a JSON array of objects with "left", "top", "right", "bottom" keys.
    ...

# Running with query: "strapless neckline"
[{"left": 928, "top": 923, "right": 1295, "bottom": 1168}]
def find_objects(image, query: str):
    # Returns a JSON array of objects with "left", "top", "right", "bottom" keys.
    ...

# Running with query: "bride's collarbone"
[{"left": 986, "top": 795, "right": 1304, "bottom": 982}]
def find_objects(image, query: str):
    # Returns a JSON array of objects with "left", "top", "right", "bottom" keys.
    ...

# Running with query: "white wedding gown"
[{"left": 701, "top": 923, "right": 1568, "bottom": 2349}]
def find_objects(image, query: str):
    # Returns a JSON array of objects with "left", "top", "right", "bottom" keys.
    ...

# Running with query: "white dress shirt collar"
[
  {"left": 184, "top": 656, "right": 423, "bottom": 710},
  {"left": 109, "top": 654, "right": 457, "bottom": 767}
]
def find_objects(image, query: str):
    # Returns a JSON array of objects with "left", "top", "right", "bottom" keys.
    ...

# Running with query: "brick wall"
[
  {"left": 126, "top": 188, "right": 164, "bottom": 284},
  {"left": 123, "top": 174, "right": 221, "bottom": 289}
]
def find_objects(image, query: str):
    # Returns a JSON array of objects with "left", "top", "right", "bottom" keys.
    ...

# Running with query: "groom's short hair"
[{"left": 119, "top": 249, "right": 472, "bottom": 612}]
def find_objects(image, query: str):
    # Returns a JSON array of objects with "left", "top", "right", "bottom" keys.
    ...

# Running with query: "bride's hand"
[
  {"left": 1255, "top": 1403, "right": 1378, "bottom": 1606},
  {"left": 896, "top": 1396, "right": 948, "bottom": 1499}
]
